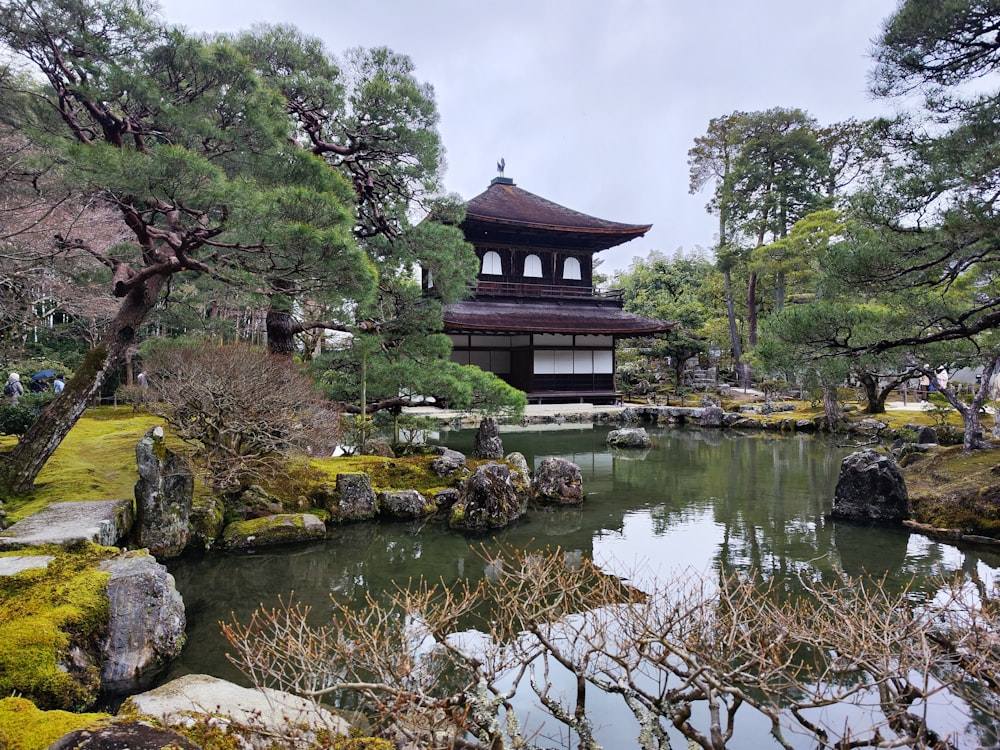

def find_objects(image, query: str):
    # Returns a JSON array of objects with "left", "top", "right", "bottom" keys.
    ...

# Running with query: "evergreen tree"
[{"left": 0, "top": 0, "right": 368, "bottom": 494}]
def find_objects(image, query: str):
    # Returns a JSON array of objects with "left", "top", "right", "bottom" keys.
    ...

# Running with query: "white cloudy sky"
[{"left": 156, "top": 0, "right": 903, "bottom": 274}]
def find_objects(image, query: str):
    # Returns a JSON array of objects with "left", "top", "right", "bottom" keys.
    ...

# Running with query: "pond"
[{"left": 165, "top": 424, "right": 1000, "bottom": 748}]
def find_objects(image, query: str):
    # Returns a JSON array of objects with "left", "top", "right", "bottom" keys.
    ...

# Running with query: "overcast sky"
[{"left": 157, "top": 0, "right": 903, "bottom": 274}]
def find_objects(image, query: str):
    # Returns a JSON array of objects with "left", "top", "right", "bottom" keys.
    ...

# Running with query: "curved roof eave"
[{"left": 462, "top": 179, "right": 652, "bottom": 250}]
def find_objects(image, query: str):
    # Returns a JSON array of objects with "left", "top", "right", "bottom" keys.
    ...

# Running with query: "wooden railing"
[{"left": 474, "top": 281, "right": 624, "bottom": 301}]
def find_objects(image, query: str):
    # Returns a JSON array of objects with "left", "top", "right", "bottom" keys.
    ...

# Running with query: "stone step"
[{"left": 0, "top": 498, "right": 133, "bottom": 550}]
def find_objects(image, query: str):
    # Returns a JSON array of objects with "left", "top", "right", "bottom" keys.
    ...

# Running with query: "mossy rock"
[
  {"left": 0, "top": 544, "right": 118, "bottom": 711},
  {"left": 189, "top": 495, "right": 225, "bottom": 550},
  {"left": 0, "top": 696, "right": 109, "bottom": 750},
  {"left": 221, "top": 513, "right": 326, "bottom": 550}
]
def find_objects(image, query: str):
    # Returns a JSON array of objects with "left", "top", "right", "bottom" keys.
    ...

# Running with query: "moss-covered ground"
[{"left": 0, "top": 407, "right": 163, "bottom": 523}]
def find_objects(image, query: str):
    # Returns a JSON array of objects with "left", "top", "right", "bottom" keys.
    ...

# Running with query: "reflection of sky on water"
[{"left": 593, "top": 508, "right": 722, "bottom": 592}]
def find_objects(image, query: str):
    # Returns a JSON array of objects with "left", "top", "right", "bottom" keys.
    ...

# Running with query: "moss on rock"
[
  {"left": 221, "top": 513, "right": 326, "bottom": 550},
  {"left": 0, "top": 544, "right": 118, "bottom": 710}
]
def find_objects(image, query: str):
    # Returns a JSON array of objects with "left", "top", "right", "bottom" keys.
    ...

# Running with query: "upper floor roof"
[{"left": 462, "top": 177, "right": 651, "bottom": 252}]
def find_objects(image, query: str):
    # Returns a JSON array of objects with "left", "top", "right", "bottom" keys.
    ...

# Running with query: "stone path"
[{"left": 0, "top": 498, "right": 133, "bottom": 550}]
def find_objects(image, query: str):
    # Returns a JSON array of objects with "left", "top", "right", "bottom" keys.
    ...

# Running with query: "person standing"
[
  {"left": 4, "top": 373, "right": 24, "bottom": 402},
  {"left": 136, "top": 370, "right": 149, "bottom": 407},
  {"left": 918, "top": 374, "right": 930, "bottom": 401}
]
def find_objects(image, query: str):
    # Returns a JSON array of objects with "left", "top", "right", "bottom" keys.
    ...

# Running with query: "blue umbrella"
[{"left": 31, "top": 369, "right": 57, "bottom": 381}]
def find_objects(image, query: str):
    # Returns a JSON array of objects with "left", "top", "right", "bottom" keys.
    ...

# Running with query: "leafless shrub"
[
  {"left": 223, "top": 547, "right": 1000, "bottom": 750},
  {"left": 144, "top": 342, "right": 340, "bottom": 491}
]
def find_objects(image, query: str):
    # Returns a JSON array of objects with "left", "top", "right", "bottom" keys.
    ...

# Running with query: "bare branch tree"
[
  {"left": 223, "top": 548, "right": 1000, "bottom": 750},
  {"left": 143, "top": 342, "right": 341, "bottom": 491}
]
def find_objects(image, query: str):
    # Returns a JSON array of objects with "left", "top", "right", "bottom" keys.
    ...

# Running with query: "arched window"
[
  {"left": 562, "top": 256, "right": 582, "bottom": 280},
  {"left": 523, "top": 253, "right": 543, "bottom": 278},
  {"left": 481, "top": 250, "right": 502, "bottom": 275}
]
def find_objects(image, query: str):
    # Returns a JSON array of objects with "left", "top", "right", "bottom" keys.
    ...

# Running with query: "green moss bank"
[
  {"left": 0, "top": 543, "right": 118, "bottom": 710},
  {"left": 903, "top": 445, "right": 1000, "bottom": 540}
]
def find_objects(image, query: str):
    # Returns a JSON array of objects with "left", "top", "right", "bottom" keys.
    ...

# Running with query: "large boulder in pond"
[
  {"left": 607, "top": 427, "right": 651, "bottom": 449},
  {"left": 313, "top": 473, "right": 377, "bottom": 522},
  {"left": 831, "top": 449, "right": 910, "bottom": 523},
  {"left": 532, "top": 457, "right": 584, "bottom": 506},
  {"left": 123, "top": 673, "right": 350, "bottom": 747},
  {"left": 473, "top": 416, "right": 504, "bottom": 459},
  {"left": 379, "top": 489, "right": 437, "bottom": 519},
  {"left": 133, "top": 426, "right": 192, "bottom": 558},
  {"left": 97, "top": 551, "right": 186, "bottom": 695},
  {"left": 450, "top": 462, "right": 524, "bottom": 531},
  {"left": 222, "top": 514, "right": 326, "bottom": 550}
]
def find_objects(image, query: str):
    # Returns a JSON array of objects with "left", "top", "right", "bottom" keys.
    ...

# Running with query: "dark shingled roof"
[
  {"left": 462, "top": 178, "right": 652, "bottom": 251},
  {"left": 443, "top": 300, "right": 676, "bottom": 336}
]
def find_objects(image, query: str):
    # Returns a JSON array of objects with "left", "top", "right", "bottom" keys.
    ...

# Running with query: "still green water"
[{"left": 165, "top": 425, "right": 1000, "bottom": 747}]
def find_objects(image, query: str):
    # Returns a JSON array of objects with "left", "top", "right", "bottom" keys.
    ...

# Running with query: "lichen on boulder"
[
  {"left": 531, "top": 457, "right": 584, "bottom": 506},
  {"left": 229, "top": 484, "right": 284, "bottom": 520},
  {"left": 606, "top": 427, "right": 651, "bottom": 449},
  {"left": 123, "top": 673, "right": 351, "bottom": 748},
  {"left": 313, "top": 473, "right": 378, "bottom": 523},
  {"left": 133, "top": 426, "right": 192, "bottom": 558},
  {"left": 97, "top": 550, "right": 186, "bottom": 695},
  {"left": 431, "top": 448, "right": 467, "bottom": 477},
  {"left": 50, "top": 719, "right": 199, "bottom": 750},
  {"left": 188, "top": 495, "right": 225, "bottom": 551},
  {"left": 450, "top": 462, "right": 524, "bottom": 531},
  {"left": 378, "top": 490, "right": 436, "bottom": 519},
  {"left": 472, "top": 417, "right": 504, "bottom": 459}
]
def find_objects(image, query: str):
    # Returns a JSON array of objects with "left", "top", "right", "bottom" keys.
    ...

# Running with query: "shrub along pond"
[{"left": 166, "top": 425, "right": 1000, "bottom": 748}]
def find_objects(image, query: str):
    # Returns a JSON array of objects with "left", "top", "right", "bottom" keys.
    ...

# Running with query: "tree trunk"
[
  {"left": 0, "top": 277, "right": 165, "bottom": 497},
  {"left": 823, "top": 383, "right": 841, "bottom": 428},
  {"left": 925, "top": 358, "right": 999, "bottom": 451},
  {"left": 963, "top": 405, "right": 986, "bottom": 451},
  {"left": 266, "top": 308, "right": 297, "bottom": 357},
  {"left": 722, "top": 267, "right": 744, "bottom": 386},
  {"left": 747, "top": 270, "right": 758, "bottom": 348},
  {"left": 859, "top": 373, "right": 889, "bottom": 414}
]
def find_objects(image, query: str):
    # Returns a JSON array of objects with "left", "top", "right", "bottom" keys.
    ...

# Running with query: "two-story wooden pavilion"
[{"left": 437, "top": 176, "right": 674, "bottom": 404}]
